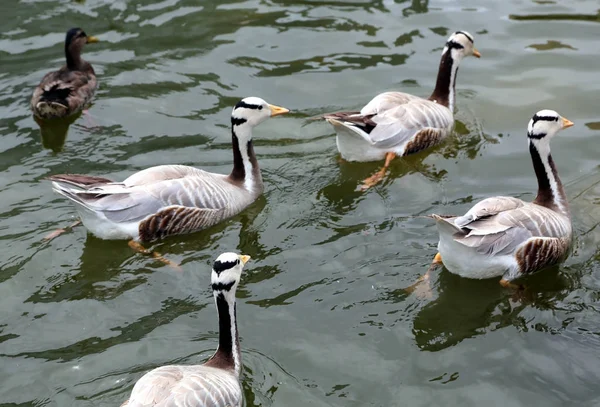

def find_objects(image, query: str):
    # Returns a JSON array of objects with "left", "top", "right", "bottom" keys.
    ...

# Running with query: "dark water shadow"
[
  {"left": 27, "top": 196, "right": 267, "bottom": 303},
  {"left": 316, "top": 120, "right": 495, "bottom": 218},
  {"left": 34, "top": 112, "right": 82, "bottom": 153},
  {"left": 26, "top": 237, "right": 154, "bottom": 304},
  {"left": 7, "top": 297, "right": 204, "bottom": 362},
  {"left": 409, "top": 265, "right": 572, "bottom": 352},
  {"left": 509, "top": 11, "right": 600, "bottom": 23},
  {"left": 229, "top": 52, "right": 411, "bottom": 77}
]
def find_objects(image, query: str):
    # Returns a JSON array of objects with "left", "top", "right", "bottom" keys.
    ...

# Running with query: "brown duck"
[{"left": 31, "top": 27, "right": 98, "bottom": 119}]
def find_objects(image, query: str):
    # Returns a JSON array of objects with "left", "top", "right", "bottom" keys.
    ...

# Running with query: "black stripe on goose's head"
[
  {"left": 443, "top": 31, "right": 480, "bottom": 59},
  {"left": 231, "top": 96, "right": 289, "bottom": 134},
  {"left": 527, "top": 109, "right": 574, "bottom": 141},
  {"left": 211, "top": 252, "right": 251, "bottom": 294}
]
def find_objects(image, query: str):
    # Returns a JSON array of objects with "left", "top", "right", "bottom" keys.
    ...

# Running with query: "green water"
[{"left": 1, "top": 0, "right": 600, "bottom": 406}]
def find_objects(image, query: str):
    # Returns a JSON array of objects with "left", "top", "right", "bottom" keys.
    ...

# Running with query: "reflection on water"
[
  {"left": 1, "top": 0, "right": 600, "bottom": 406},
  {"left": 527, "top": 40, "right": 577, "bottom": 51},
  {"left": 509, "top": 11, "right": 600, "bottom": 22},
  {"left": 34, "top": 112, "right": 82, "bottom": 153},
  {"left": 411, "top": 266, "right": 572, "bottom": 351}
]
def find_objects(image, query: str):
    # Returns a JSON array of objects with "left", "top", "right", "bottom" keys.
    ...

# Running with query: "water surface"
[{"left": 1, "top": 0, "right": 600, "bottom": 406}]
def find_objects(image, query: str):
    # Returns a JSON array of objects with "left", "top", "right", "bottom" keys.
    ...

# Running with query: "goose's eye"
[{"left": 258, "top": 105, "right": 263, "bottom": 110}]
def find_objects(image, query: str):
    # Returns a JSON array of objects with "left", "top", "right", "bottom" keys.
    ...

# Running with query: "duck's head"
[
  {"left": 65, "top": 28, "right": 98, "bottom": 50},
  {"left": 211, "top": 253, "right": 251, "bottom": 300},
  {"left": 443, "top": 31, "right": 480, "bottom": 60},
  {"left": 231, "top": 97, "right": 289, "bottom": 134},
  {"left": 527, "top": 110, "right": 574, "bottom": 142}
]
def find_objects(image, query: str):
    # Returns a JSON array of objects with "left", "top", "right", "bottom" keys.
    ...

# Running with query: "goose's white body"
[
  {"left": 122, "top": 365, "right": 241, "bottom": 407},
  {"left": 323, "top": 31, "right": 480, "bottom": 163},
  {"left": 50, "top": 165, "right": 255, "bottom": 241},
  {"left": 331, "top": 92, "right": 454, "bottom": 162},
  {"left": 121, "top": 252, "right": 250, "bottom": 407},
  {"left": 434, "top": 198, "right": 572, "bottom": 281},
  {"left": 47, "top": 97, "right": 288, "bottom": 242},
  {"left": 432, "top": 110, "right": 574, "bottom": 282}
]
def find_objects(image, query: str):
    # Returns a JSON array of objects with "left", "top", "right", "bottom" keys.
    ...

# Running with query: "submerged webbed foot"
[
  {"left": 128, "top": 240, "right": 181, "bottom": 271},
  {"left": 404, "top": 253, "right": 443, "bottom": 299},
  {"left": 43, "top": 220, "right": 82, "bottom": 241}
]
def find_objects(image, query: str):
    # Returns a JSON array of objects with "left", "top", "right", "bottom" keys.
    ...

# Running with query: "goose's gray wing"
[
  {"left": 93, "top": 176, "right": 233, "bottom": 224},
  {"left": 453, "top": 196, "right": 526, "bottom": 229},
  {"left": 122, "top": 165, "right": 204, "bottom": 187},
  {"left": 52, "top": 165, "right": 237, "bottom": 223},
  {"left": 124, "top": 365, "right": 241, "bottom": 407},
  {"left": 360, "top": 92, "right": 454, "bottom": 149},
  {"left": 450, "top": 198, "right": 571, "bottom": 256}
]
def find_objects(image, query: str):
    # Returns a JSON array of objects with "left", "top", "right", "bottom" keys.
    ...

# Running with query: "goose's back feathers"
[
  {"left": 48, "top": 165, "right": 255, "bottom": 240},
  {"left": 444, "top": 200, "right": 570, "bottom": 255},
  {"left": 453, "top": 196, "right": 526, "bottom": 228},
  {"left": 121, "top": 365, "right": 242, "bottom": 407},
  {"left": 434, "top": 198, "right": 572, "bottom": 278},
  {"left": 324, "top": 92, "right": 453, "bottom": 160},
  {"left": 359, "top": 92, "right": 453, "bottom": 148},
  {"left": 47, "top": 96, "right": 288, "bottom": 241}
]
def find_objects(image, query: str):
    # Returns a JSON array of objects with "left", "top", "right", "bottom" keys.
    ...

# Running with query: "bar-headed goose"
[
  {"left": 121, "top": 252, "right": 250, "bottom": 407},
  {"left": 429, "top": 110, "right": 574, "bottom": 288},
  {"left": 31, "top": 28, "right": 99, "bottom": 119},
  {"left": 321, "top": 31, "right": 480, "bottom": 189},
  {"left": 47, "top": 97, "right": 289, "bottom": 245}
]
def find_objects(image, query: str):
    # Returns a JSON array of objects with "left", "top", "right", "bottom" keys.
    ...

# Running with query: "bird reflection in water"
[{"left": 34, "top": 111, "right": 82, "bottom": 153}]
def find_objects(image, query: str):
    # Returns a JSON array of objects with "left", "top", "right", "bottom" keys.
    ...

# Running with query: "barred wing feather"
[
  {"left": 55, "top": 165, "right": 237, "bottom": 224},
  {"left": 446, "top": 199, "right": 571, "bottom": 256},
  {"left": 359, "top": 92, "right": 453, "bottom": 149}
]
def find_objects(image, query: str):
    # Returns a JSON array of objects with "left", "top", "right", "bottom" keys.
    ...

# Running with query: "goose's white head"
[
  {"left": 442, "top": 31, "right": 481, "bottom": 60},
  {"left": 231, "top": 97, "right": 289, "bottom": 140},
  {"left": 527, "top": 110, "right": 574, "bottom": 142},
  {"left": 211, "top": 252, "right": 251, "bottom": 300}
]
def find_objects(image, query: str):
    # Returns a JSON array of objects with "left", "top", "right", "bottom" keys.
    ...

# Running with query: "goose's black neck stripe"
[
  {"left": 529, "top": 141, "right": 566, "bottom": 212},
  {"left": 428, "top": 46, "right": 458, "bottom": 109},
  {"left": 530, "top": 142, "right": 550, "bottom": 198},
  {"left": 213, "top": 293, "right": 237, "bottom": 369},
  {"left": 228, "top": 125, "right": 260, "bottom": 184},
  {"left": 229, "top": 127, "right": 254, "bottom": 182}
]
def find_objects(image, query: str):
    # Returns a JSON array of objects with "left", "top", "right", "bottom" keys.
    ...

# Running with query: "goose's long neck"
[
  {"left": 529, "top": 140, "right": 569, "bottom": 215},
  {"left": 429, "top": 49, "right": 461, "bottom": 112},
  {"left": 209, "top": 290, "right": 242, "bottom": 376},
  {"left": 229, "top": 121, "right": 263, "bottom": 194},
  {"left": 65, "top": 43, "right": 83, "bottom": 71}
]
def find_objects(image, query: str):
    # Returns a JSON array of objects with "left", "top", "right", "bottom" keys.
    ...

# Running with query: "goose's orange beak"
[
  {"left": 268, "top": 104, "right": 290, "bottom": 117},
  {"left": 561, "top": 117, "right": 574, "bottom": 129},
  {"left": 239, "top": 255, "right": 251, "bottom": 265}
]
